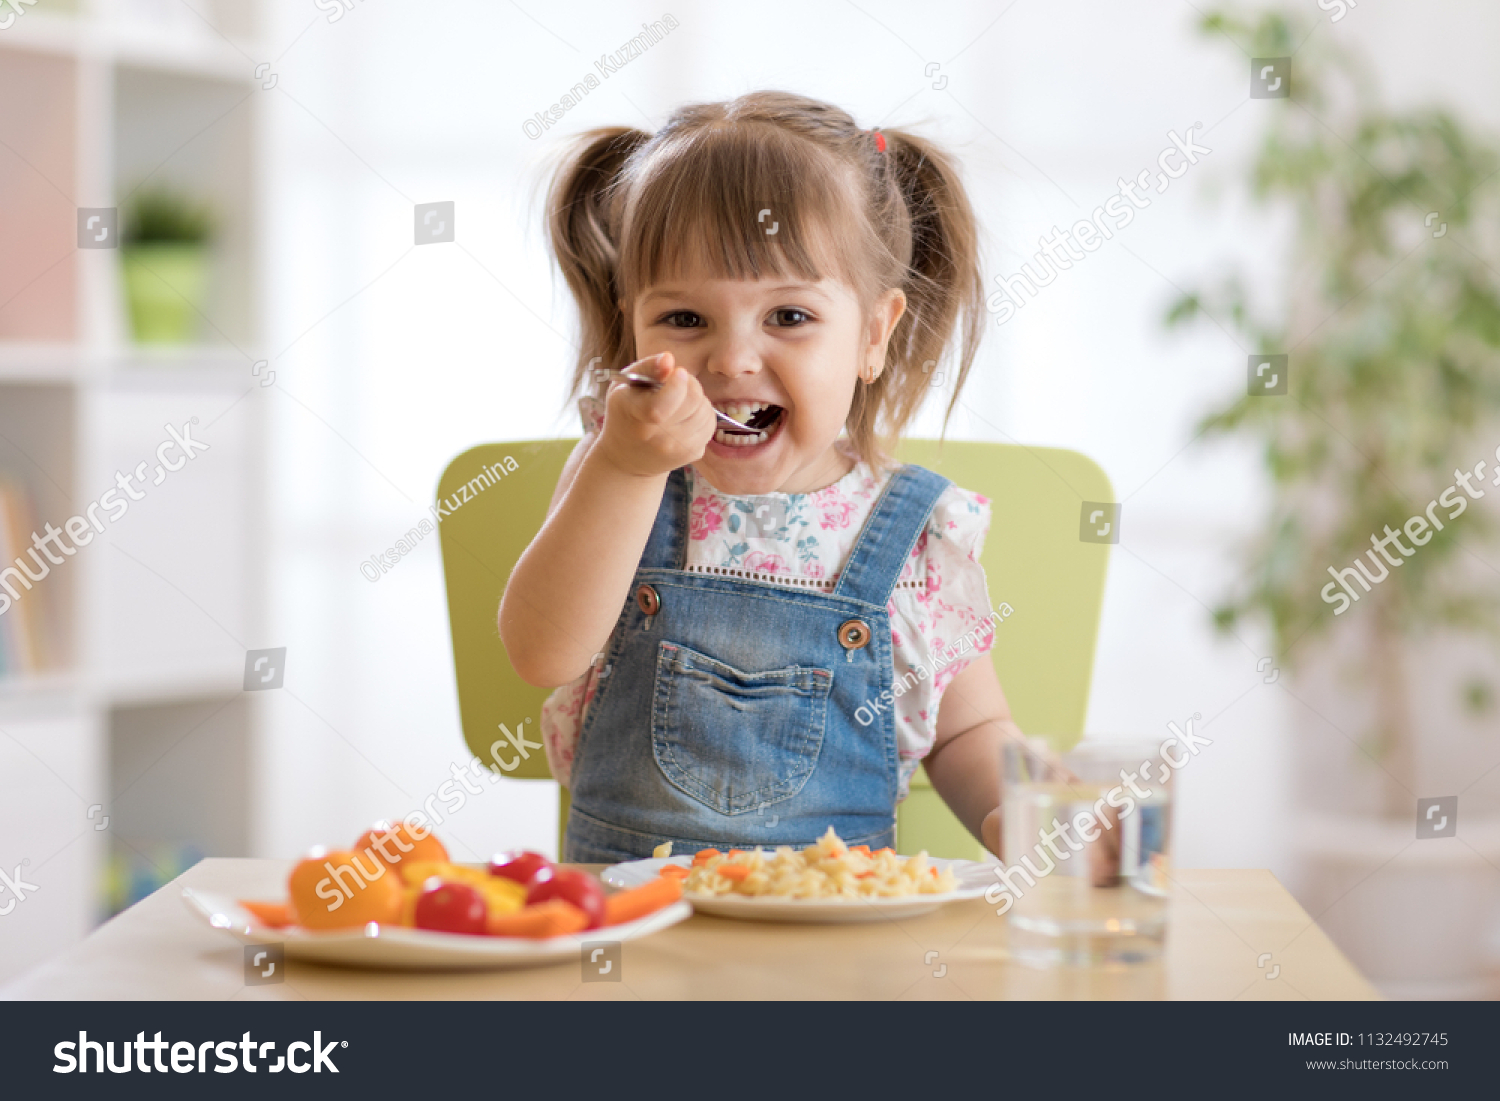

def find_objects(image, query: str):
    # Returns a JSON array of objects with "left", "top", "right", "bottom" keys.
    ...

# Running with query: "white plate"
[
  {"left": 602, "top": 856, "right": 994, "bottom": 924},
  {"left": 182, "top": 888, "right": 693, "bottom": 970}
]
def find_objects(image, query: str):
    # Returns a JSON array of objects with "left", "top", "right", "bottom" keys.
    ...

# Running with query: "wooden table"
[{"left": 1, "top": 859, "right": 1378, "bottom": 1000}]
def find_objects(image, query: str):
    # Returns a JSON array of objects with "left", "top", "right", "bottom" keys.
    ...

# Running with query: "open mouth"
[{"left": 713, "top": 402, "right": 784, "bottom": 447}]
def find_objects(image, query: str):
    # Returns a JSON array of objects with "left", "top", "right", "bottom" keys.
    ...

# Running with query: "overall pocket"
[{"left": 651, "top": 641, "right": 833, "bottom": 816}]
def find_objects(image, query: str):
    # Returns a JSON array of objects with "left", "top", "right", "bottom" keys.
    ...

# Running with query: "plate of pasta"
[{"left": 601, "top": 828, "right": 995, "bottom": 923}]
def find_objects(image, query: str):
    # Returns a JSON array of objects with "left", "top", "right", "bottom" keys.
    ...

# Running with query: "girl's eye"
[
  {"left": 770, "top": 308, "right": 812, "bottom": 327},
  {"left": 659, "top": 310, "right": 702, "bottom": 328}
]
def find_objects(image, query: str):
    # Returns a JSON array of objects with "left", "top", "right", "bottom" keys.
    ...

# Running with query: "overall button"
[
  {"left": 636, "top": 584, "right": 661, "bottom": 615},
  {"left": 837, "top": 619, "right": 871, "bottom": 650}
]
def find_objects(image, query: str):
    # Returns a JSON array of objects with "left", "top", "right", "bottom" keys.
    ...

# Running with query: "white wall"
[{"left": 255, "top": 0, "right": 1500, "bottom": 908}]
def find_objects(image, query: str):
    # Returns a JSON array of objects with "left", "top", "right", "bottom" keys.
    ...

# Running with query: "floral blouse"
[{"left": 540, "top": 449, "right": 1000, "bottom": 803}]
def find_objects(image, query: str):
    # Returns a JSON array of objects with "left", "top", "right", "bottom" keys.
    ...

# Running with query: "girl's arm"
[
  {"left": 922, "top": 655, "right": 1022, "bottom": 856},
  {"left": 499, "top": 352, "right": 716, "bottom": 687}
]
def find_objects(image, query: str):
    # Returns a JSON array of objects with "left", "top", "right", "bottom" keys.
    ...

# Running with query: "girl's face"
[{"left": 630, "top": 252, "right": 905, "bottom": 496}]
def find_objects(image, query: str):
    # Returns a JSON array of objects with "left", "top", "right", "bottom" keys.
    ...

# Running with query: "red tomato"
[
  {"left": 413, "top": 878, "right": 488, "bottom": 935},
  {"left": 488, "top": 850, "right": 552, "bottom": 886},
  {"left": 526, "top": 869, "right": 605, "bottom": 930}
]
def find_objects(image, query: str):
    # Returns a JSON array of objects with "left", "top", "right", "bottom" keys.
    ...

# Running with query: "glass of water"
[{"left": 1000, "top": 739, "right": 1173, "bottom": 967}]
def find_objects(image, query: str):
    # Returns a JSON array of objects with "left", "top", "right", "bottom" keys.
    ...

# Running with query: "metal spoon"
[{"left": 610, "top": 368, "right": 771, "bottom": 435}]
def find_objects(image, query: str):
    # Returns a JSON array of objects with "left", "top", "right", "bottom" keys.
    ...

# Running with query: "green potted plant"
[
  {"left": 120, "top": 188, "right": 215, "bottom": 344},
  {"left": 1167, "top": 8, "right": 1500, "bottom": 994}
]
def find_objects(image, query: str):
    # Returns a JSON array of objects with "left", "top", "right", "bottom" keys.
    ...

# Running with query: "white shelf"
[
  {"left": 98, "top": 671, "right": 245, "bottom": 709},
  {"left": 1293, "top": 811, "right": 1500, "bottom": 862},
  {"left": 0, "top": 669, "right": 245, "bottom": 714},
  {"left": 0, "top": 343, "right": 80, "bottom": 383},
  {"left": 107, "top": 346, "right": 261, "bottom": 388},
  {"left": 0, "top": 0, "right": 267, "bottom": 984},
  {"left": 0, "top": 671, "right": 81, "bottom": 711},
  {"left": 0, "top": 12, "right": 91, "bottom": 60},
  {"left": 0, "top": 11, "right": 262, "bottom": 83},
  {"left": 106, "top": 26, "right": 262, "bottom": 83},
  {"left": 0, "top": 344, "right": 261, "bottom": 386}
]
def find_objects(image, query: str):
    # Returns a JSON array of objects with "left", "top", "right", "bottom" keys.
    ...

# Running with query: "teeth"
[
  {"left": 712, "top": 401, "right": 779, "bottom": 448},
  {"left": 714, "top": 425, "right": 769, "bottom": 446},
  {"left": 714, "top": 401, "right": 772, "bottom": 423}
]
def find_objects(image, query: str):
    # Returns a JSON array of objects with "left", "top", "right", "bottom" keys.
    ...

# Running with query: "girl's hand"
[
  {"left": 1013, "top": 733, "right": 1076, "bottom": 786},
  {"left": 595, "top": 352, "right": 716, "bottom": 478},
  {"left": 981, "top": 735, "right": 1075, "bottom": 859}
]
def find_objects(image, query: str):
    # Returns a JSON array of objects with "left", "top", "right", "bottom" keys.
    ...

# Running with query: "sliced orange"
[
  {"left": 239, "top": 899, "right": 292, "bottom": 928},
  {"left": 353, "top": 820, "right": 449, "bottom": 875},
  {"left": 289, "top": 849, "right": 404, "bottom": 930}
]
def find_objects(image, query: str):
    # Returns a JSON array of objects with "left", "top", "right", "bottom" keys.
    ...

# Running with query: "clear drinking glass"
[{"left": 1000, "top": 739, "right": 1173, "bottom": 967}]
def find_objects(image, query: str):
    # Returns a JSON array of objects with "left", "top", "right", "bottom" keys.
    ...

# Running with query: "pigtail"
[
  {"left": 546, "top": 126, "right": 652, "bottom": 399},
  {"left": 857, "top": 127, "right": 984, "bottom": 462}
]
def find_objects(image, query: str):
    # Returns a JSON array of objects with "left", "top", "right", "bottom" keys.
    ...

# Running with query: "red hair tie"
[{"left": 872, "top": 129, "right": 887, "bottom": 153}]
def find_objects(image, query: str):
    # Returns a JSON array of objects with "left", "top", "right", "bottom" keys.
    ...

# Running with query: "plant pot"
[
  {"left": 121, "top": 243, "right": 211, "bottom": 344},
  {"left": 1292, "top": 812, "right": 1500, "bottom": 998}
]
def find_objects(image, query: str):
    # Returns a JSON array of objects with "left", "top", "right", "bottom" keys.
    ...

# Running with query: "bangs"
[{"left": 617, "top": 122, "right": 869, "bottom": 302}]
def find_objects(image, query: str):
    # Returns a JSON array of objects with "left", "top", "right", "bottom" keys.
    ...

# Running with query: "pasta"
[{"left": 678, "top": 827, "right": 957, "bottom": 900}]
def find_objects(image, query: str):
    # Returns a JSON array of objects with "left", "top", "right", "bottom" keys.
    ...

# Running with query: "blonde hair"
[{"left": 546, "top": 91, "right": 983, "bottom": 466}]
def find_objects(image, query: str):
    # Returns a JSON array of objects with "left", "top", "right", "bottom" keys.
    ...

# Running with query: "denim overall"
[{"left": 563, "top": 462, "right": 952, "bottom": 862}]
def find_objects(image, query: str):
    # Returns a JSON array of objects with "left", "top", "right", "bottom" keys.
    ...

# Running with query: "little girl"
[{"left": 501, "top": 91, "right": 1027, "bottom": 863}]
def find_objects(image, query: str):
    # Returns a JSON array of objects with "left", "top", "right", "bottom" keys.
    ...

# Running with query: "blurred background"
[{"left": 1, "top": 0, "right": 1498, "bottom": 998}]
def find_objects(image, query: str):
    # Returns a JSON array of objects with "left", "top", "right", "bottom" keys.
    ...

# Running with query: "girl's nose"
[{"left": 705, "top": 331, "right": 761, "bottom": 381}]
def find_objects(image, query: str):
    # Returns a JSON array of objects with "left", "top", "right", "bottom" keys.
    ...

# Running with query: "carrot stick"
[
  {"left": 603, "top": 876, "right": 682, "bottom": 926},
  {"left": 716, "top": 864, "right": 751, "bottom": 883},
  {"left": 658, "top": 864, "right": 690, "bottom": 880},
  {"left": 692, "top": 848, "right": 721, "bottom": 866},
  {"left": 484, "top": 900, "right": 588, "bottom": 938},
  {"left": 240, "top": 900, "right": 292, "bottom": 928},
  {"left": 850, "top": 845, "right": 872, "bottom": 856}
]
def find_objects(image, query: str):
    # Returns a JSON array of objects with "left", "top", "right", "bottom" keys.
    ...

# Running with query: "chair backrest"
[
  {"left": 438, "top": 439, "right": 1112, "bottom": 854},
  {"left": 439, "top": 440, "right": 576, "bottom": 782},
  {"left": 892, "top": 439, "right": 1111, "bottom": 742},
  {"left": 889, "top": 440, "right": 1112, "bottom": 858}
]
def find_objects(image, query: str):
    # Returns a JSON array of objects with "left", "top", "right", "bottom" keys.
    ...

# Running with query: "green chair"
[{"left": 438, "top": 439, "right": 1112, "bottom": 859}]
